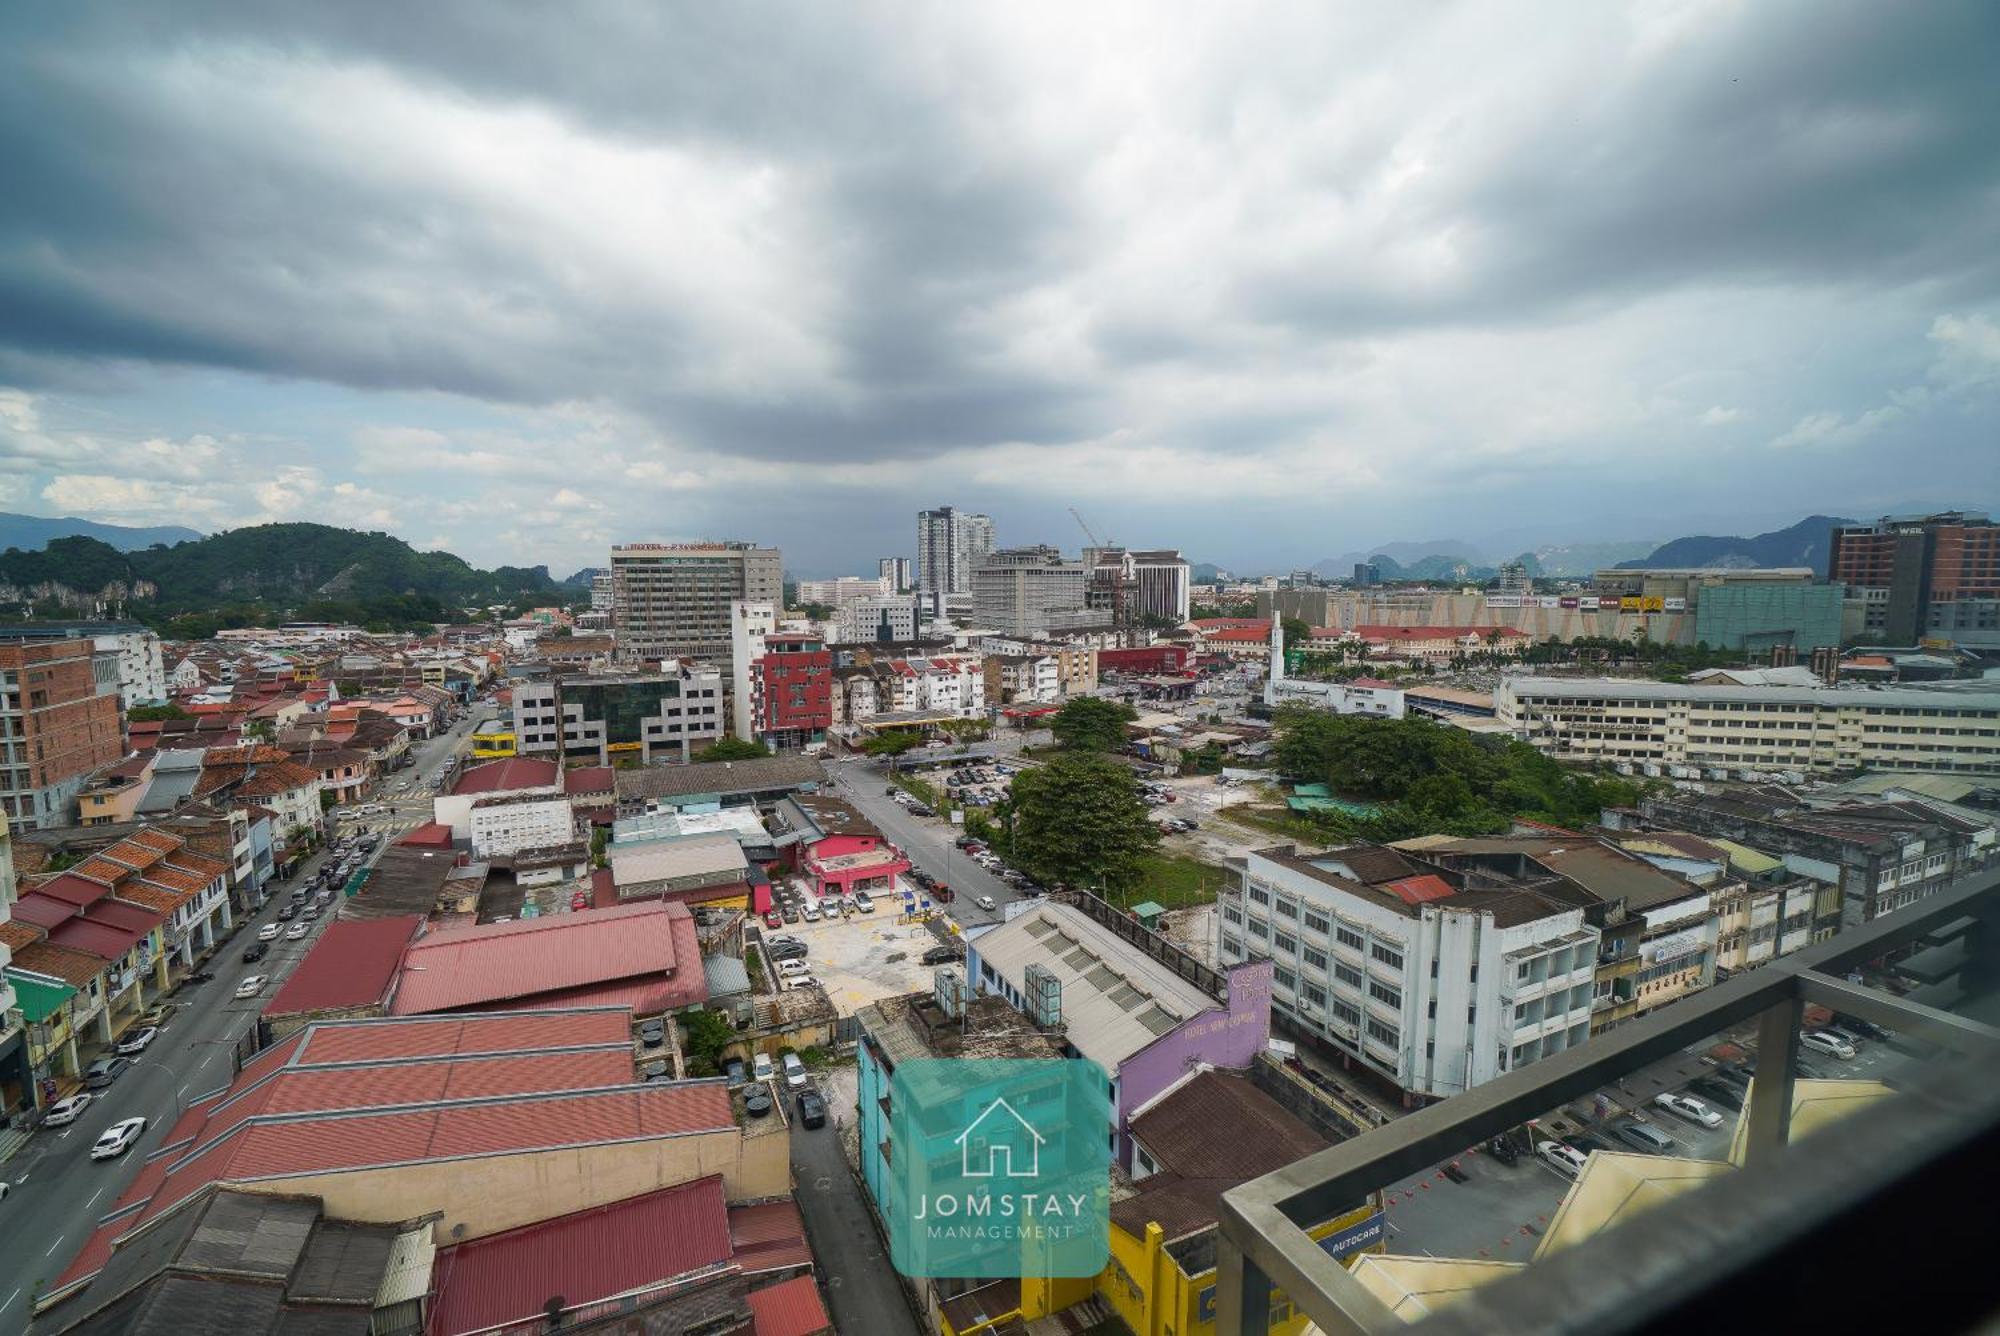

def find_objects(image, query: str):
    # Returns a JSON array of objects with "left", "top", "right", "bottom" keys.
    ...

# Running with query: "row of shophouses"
[{"left": 0, "top": 799, "right": 298, "bottom": 1119}]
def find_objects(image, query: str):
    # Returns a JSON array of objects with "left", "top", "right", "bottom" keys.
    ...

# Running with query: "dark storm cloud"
[{"left": 0, "top": 2, "right": 1996, "bottom": 574}]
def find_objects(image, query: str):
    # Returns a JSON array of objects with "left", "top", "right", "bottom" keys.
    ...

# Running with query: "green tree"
[
  {"left": 1281, "top": 616, "right": 1312, "bottom": 651},
  {"left": 696, "top": 737, "right": 772, "bottom": 762},
  {"left": 127, "top": 703, "right": 190, "bottom": 722},
  {"left": 860, "top": 730, "right": 922, "bottom": 757},
  {"left": 1051, "top": 696, "right": 1138, "bottom": 752},
  {"left": 1009, "top": 752, "right": 1160, "bottom": 898},
  {"left": 679, "top": 1008, "right": 735, "bottom": 1076}
]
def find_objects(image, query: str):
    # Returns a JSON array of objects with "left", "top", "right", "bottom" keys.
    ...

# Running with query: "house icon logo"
[{"left": 955, "top": 1096, "right": 1046, "bottom": 1179}]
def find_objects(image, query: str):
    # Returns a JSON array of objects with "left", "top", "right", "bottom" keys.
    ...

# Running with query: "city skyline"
[{"left": 2, "top": 4, "right": 1996, "bottom": 576}]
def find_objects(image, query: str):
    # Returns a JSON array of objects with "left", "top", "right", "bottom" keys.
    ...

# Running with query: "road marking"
[
  {"left": 87, "top": 1188, "right": 103, "bottom": 1207},
  {"left": 1, "top": 1289, "right": 19, "bottom": 1313},
  {"left": 45, "top": 1238, "right": 62, "bottom": 1255}
]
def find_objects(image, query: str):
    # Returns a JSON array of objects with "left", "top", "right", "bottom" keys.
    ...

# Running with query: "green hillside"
[{"left": 0, "top": 523, "right": 562, "bottom": 636}]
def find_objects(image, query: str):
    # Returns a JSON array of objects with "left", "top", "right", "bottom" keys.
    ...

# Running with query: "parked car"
[
  {"left": 724, "top": 1058, "right": 748, "bottom": 1090},
  {"left": 1801, "top": 1030, "right": 1856, "bottom": 1060},
  {"left": 243, "top": 941, "right": 269, "bottom": 964},
  {"left": 285, "top": 922, "right": 310, "bottom": 941},
  {"left": 276, "top": 904, "right": 297, "bottom": 922},
  {"left": 801, "top": 902, "right": 820, "bottom": 923},
  {"left": 764, "top": 910, "right": 784, "bottom": 930},
  {"left": 783, "top": 975, "right": 819, "bottom": 991},
  {"left": 753, "top": 1052, "right": 775, "bottom": 1082},
  {"left": 782, "top": 905, "right": 801, "bottom": 924},
  {"left": 1563, "top": 1132, "right": 1612, "bottom": 1156},
  {"left": 1538, "top": 1141, "right": 1589, "bottom": 1177},
  {"left": 796, "top": 1089, "right": 828, "bottom": 1129},
  {"left": 975, "top": 895, "right": 997, "bottom": 911},
  {"left": 931, "top": 883, "right": 955, "bottom": 903},
  {"left": 1613, "top": 1121, "right": 1678, "bottom": 1155},
  {"left": 90, "top": 1117, "right": 147, "bottom": 1161},
  {"left": 83, "top": 1057, "right": 130, "bottom": 1090},
  {"left": 781, "top": 1052, "right": 808, "bottom": 1089},
  {"left": 1831, "top": 1012, "right": 1893, "bottom": 1042},
  {"left": 42, "top": 1093, "right": 92, "bottom": 1126},
  {"left": 777, "top": 959, "right": 812, "bottom": 977},
  {"left": 137, "top": 1003, "right": 176, "bottom": 1029},
  {"left": 767, "top": 941, "right": 809, "bottom": 963},
  {"left": 257, "top": 923, "right": 283, "bottom": 942},
  {"left": 1654, "top": 1092, "right": 1724, "bottom": 1128},
  {"left": 115, "top": 1026, "right": 159, "bottom": 1057},
  {"left": 853, "top": 891, "right": 876, "bottom": 913},
  {"left": 235, "top": 975, "right": 270, "bottom": 999},
  {"left": 1688, "top": 1076, "right": 1744, "bottom": 1111}
]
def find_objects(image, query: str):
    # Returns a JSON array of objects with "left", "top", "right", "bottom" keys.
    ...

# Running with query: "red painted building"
[
  {"left": 752, "top": 633, "right": 832, "bottom": 749},
  {"left": 1097, "top": 643, "right": 1191, "bottom": 674}
]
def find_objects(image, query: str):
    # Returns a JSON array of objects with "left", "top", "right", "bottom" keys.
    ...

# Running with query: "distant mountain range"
[
  {"left": 0, "top": 511, "right": 203, "bottom": 553},
  {"left": 1616, "top": 515, "right": 1854, "bottom": 577},
  {"left": 0, "top": 523, "right": 561, "bottom": 633}
]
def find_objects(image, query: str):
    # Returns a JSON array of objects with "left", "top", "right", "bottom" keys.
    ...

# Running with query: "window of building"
[
  {"left": 1368, "top": 980, "right": 1402, "bottom": 1009},
  {"left": 1336, "top": 925, "right": 1364, "bottom": 951},
  {"left": 1273, "top": 931, "right": 1297, "bottom": 954},
  {"left": 1371, "top": 942, "right": 1404, "bottom": 970},
  {"left": 1304, "top": 910, "right": 1330, "bottom": 934},
  {"left": 1302, "top": 946, "right": 1328, "bottom": 971},
  {"left": 1365, "top": 1018, "right": 1399, "bottom": 1047},
  {"left": 1334, "top": 962, "right": 1362, "bottom": 988}
]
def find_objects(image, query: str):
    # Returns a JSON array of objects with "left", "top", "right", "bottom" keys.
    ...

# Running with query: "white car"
[
  {"left": 1654, "top": 1092, "right": 1723, "bottom": 1128},
  {"left": 781, "top": 1052, "right": 808, "bottom": 1089},
  {"left": 1800, "top": 1030, "right": 1856, "bottom": 1060},
  {"left": 235, "top": 975, "right": 269, "bottom": 999},
  {"left": 783, "top": 975, "right": 819, "bottom": 991},
  {"left": 90, "top": 1117, "right": 147, "bottom": 1161},
  {"left": 1537, "top": 1141, "right": 1589, "bottom": 1178},
  {"left": 975, "top": 895, "right": 997, "bottom": 911},
  {"left": 115, "top": 1026, "right": 159, "bottom": 1057},
  {"left": 801, "top": 902, "right": 820, "bottom": 923},
  {"left": 285, "top": 922, "right": 310, "bottom": 941},
  {"left": 854, "top": 891, "right": 876, "bottom": 914},
  {"left": 257, "top": 923, "right": 282, "bottom": 942},
  {"left": 777, "top": 959, "right": 811, "bottom": 977},
  {"left": 752, "top": 1052, "right": 775, "bottom": 1082},
  {"left": 42, "top": 1093, "right": 92, "bottom": 1127}
]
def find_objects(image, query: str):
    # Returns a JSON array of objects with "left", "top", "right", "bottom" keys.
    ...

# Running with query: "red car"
[{"left": 764, "top": 910, "right": 784, "bottom": 929}]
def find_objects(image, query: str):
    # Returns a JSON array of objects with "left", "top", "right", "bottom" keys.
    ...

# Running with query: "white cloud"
[{"left": 1698, "top": 405, "right": 1741, "bottom": 427}]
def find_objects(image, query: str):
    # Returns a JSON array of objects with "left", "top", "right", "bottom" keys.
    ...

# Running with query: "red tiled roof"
[
  {"left": 389, "top": 902, "right": 705, "bottom": 1017},
  {"left": 139, "top": 864, "right": 211, "bottom": 896},
  {"left": 263, "top": 915, "right": 424, "bottom": 1017},
  {"left": 426, "top": 1176, "right": 735, "bottom": 1336},
  {"left": 454, "top": 757, "right": 560, "bottom": 795},
  {"left": 10, "top": 940, "right": 108, "bottom": 986},
  {"left": 729, "top": 1200, "right": 813, "bottom": 1275},
  {"left": 1347, "top": 677, "right": 1401, "bottom": 690},
  {"left": 69, "top": 856, "right": 131, "bottom": 886},
  {"left": 1383, "top": 874, "right": 1455, "bottom": 905},
  {"left": 126, "top": 829, "right": 183, "bottom": 855},
  {"left": 564, "top": 765, "right": 615, "bottom": 794},
  {"left": 747, "top": 1275, "right": 831, "bottom": 1336},
  {"left": 115, "top": 883, "right": 186, "bottom": 915},
  {"left": 33, "top": 875, "right": 111, "bottom": 908},
  {"left": 9, "top": 895, "right": 78, "bottom": 931},
  {"left": 399, "top": 822, "right": 456, "bottom": 848},
  {"left": 1188, "top": 617, "right": 1267, "bottom": 630},
  {"left": 1202, "top": 625, "right": 1273, "bottom": 643},
  {"left": 0, "top": 919, "right": 40, "bottom": 952}
]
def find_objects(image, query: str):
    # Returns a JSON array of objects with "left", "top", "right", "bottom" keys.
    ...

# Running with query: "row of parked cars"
[
  {"left": 731, "top": 1050, "right": 825, "bottom": 1127},
  {"left": 1536, "top": 1014, "right": 1890, "bottom": 1176},
  {"left": 762, "top": 880, "right": 877, "bottom": 930}
]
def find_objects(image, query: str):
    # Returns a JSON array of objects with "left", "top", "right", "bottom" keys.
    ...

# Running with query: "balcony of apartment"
[{"left": 1212, "top": 864, "right": 2000, "bottom": 1336}]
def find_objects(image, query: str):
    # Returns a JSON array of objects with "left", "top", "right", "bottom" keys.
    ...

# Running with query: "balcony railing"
[{"left": 1214, "top": 865, "right": 2000, "bottom": 1335}]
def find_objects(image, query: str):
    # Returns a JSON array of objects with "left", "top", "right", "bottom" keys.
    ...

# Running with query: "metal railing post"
[
  {"left": 1744, "top": 985, "right": 1803, "bottom": 1165},
  {"left": 1214, "top": 1229, "right": 1271, "bottom": 1336}
]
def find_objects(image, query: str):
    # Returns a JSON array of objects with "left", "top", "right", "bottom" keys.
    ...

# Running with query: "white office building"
[
  {"left": 1219, "top": 845, "right": 1599, "bottom": 1099},
  {"left": 916, "top": 507, "right": 995, "bottom": 600},
  {"left": 972, "top": 546, "right": 1092, "bottom": 638},
  {"left": 609, "top": 541, "right": 783, "bottom": 669},
  {"left": 835, "top": 596, "right": 925, "bottom": 644},
  {"left": 468, "top": 795, "right": 577, "bottom": 861},
  {"left": 796, "top": 575, "right": 891, "bottom": 610},
  {"left": 729, "top": 600, "right": 777, "bottom": 741},
  {"left": 1496, "top": 676, "right": 2000, "bottom": 777}
]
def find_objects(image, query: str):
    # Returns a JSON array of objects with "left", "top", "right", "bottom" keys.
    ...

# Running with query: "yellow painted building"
[{"left": 470, "top": 725, "right": 517, "bottom": 758}]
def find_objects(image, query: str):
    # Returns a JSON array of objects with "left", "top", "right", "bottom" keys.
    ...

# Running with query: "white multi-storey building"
[
  {"left": 1220, "top": 844, "right": 1600, "bottom": 1100},
  {"left": 796, "top": 576, "right": 891, "bottom": 610},
  {"left": 835, "top": 595, "right": 924, "bottom": 643},
  {"left": 916, "top": 507, "right": 995, "bottom": 601},
  {"left": 729, "top": 600, "right": 777, "bottom": 741},
  {"left": 469, "top": 795, "right": 577, "bottom": 860},
  {"left": 1496, "top": 676, "right": 2000, "bottom": 777},
  {"left": 512, "top": 667, "right": 725, "bottom": 765},
  {"left": 972, "top": 546, "right": 1091, "bottom": 637}
]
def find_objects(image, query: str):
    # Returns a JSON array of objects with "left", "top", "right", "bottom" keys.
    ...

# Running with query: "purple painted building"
[{"left": 966, "top": 898, "right": 1274, "bottom": 1169}]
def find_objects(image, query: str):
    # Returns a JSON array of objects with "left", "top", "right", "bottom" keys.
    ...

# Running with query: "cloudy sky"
[{"left": 2, "top": 3, "right": 1996, "bottom": 578}]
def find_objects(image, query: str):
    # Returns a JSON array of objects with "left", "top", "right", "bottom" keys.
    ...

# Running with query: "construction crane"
[{"left": 1069, "top": 507, "right": 1109, "bottom": 550}]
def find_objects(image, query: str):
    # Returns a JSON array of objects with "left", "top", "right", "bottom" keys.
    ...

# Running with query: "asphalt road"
[
  {"left": 789, "top": 1097, "right": 922, "bottom": 1336},
  {"left": 824, "top": 757, "right": 1033, "bottom": 930},
  {"left": 0, "top": 706, "right": 486, "bottom": 1332}
]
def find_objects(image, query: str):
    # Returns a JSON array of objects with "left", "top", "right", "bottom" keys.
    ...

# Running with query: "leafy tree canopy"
[
  {"left": 1008, "top": 751, "right": 1160, "bottom": 894},
  {"left": 1051, "top": 696, "right": 1138, "bottom": 752},
  {"left": 696, "top": 737, "right": 773, "bottom": 762},
  {"left": 860, "top": 730, "right": 922, "bottom": 757}
]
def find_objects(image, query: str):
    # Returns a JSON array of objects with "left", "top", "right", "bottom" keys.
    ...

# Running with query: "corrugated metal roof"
[
  {"left": 426, "top": 1176, "right": 733, "bottom": 1336},
  {"left": 388, "top": 902, "right": 702, "bottom": 1016},
  {"left": 4, "top": 969, "right": 76, "bottom": 1022},
  {"left": 970, "top": 901, "right": 1215, "bottom": 1072},
  {"left": 728, "top": 1201, "right": 812, "bottom": 1275},
  {"left": 452, "top": 757, "right": 560, "bottom": 795},
  {"left": 263, "top": 915, "right": 424, "bottom": 1017},
  {"left": 294, "top": 1009, "right": 630, "bottom": 1065},
  {"left": 746, "top": 1274, "right": 831, "bottom": 1336}
]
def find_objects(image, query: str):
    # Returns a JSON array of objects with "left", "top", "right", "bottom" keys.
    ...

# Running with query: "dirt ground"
[{"left": 780, "top": 877, "right": 954, "bottom": 1015}]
